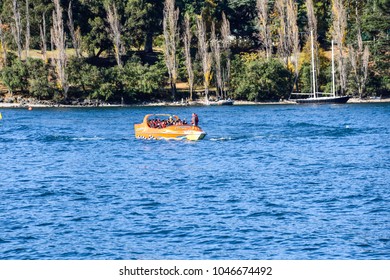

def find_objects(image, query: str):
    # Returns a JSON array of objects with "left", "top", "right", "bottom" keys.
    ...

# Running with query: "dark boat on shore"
[
  {"left": 291, "top": 31, "right": 350, "bottom": 105},
  {"left": 295, "top": 96, "right": 350, "bottom": 104}
]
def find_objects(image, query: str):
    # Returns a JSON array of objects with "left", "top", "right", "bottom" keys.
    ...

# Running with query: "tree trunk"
[
  {"left": 257, "top": 0, "right": 272, "bottom": 59},
  {"left": 12, "top": 0, "right": 22, "bottom": 60},
  {"left": 196, "top": 15, "right": 211, "bottom": 103},
  {"left": 144, "top": 32, "right": 153, "bottom": 53},
  {"left": 163, "top": 0, "right": 179, "bottom": 101},
  {"left": 0, "top": 18, "right": 7, "bottom": 65},
  {"left": 68, "top": 1, "right": 81, "bottom": 58},
  {"left": 106, "top": 3, "right": 123, "bottom": 67},
  {"left": 25, "top": 0, "right": 30, "bottom": 58},
  {"left": 211, "top": 22, "right": 222, "bottom": 99},
  {"left": 52, "top": 0, "right": 69, "bottom": 99},
  {"left": 39, "top": 12, "right": 47, "bottom": 61},
  {"left": 183, "top": 13, "right": 194, "bottom": 101}
]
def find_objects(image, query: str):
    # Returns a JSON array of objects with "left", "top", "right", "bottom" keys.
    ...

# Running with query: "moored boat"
[
  {"left": 134, "top": 114, "right": 206, "bottom": 141},
  {"left": 291, "top": 31, "right": 349, "bottom": 105},
  {"left": 208, "top": 98, "right": 234, "bottom": 106},
  {"left": 295, "top": 96, "right": 350, "bottom": 104}
]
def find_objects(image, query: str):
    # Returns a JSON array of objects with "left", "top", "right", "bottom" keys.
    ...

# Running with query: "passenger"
[
  {"left": 168, "top": 116, "right": 174, "bottom": 126},
  {"left": 191, "top": 113, "right": 199, "bottom": 126},
  {"left": 162, "top": 120, "right": 167, "bottom": 128}
]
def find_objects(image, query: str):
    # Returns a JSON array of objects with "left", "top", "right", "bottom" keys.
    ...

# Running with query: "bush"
[
  {"left": 67, "top": 57, "right": 102, "bottom": 97},
  {"left": 1, "top": 56, "right": 28, "bottom": 94},
  {"left": 120, "top": 57, "right": 166, "bottom": 102},
  {"left": 27, "top": 58, "right": 53, "bottom": 99},
  {"left": 230, "top": 55, "right": 293, "bottom": 101}
]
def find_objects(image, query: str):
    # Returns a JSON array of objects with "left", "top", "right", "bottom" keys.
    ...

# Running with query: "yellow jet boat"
[{"left": 134, "top": 114, "right": 206, "bottom": 141}]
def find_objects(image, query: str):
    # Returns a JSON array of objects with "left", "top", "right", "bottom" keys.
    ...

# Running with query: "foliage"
[
  {"left": 122, "top": 57, "right": 166, "bottom": 99},
  {"left": 67, "top": 57, "right": 101, "bottom": 96},
  {"left": 230, "top": 54, "right": 293, "bottom": 101},
  {"left": 0, "top": 0, "right": 389, "bottom": 101},
  {"left": 26, "top": 58, "right": 52, "bottom": 98},
  {"left": 1, "top": 55, "right": 28, "bottom": 93},
  {"left": 90, "top": 56, "right": 167, "bottom": 102}
]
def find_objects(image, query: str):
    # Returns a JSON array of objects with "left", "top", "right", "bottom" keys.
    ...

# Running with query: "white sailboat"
[{"left": 294, "top": 31, "right": 349, "bottom": 104}]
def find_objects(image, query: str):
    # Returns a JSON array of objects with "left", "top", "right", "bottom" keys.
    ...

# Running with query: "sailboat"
[{"left": 294, "top": 31, "right": 349, "bottom": 104}]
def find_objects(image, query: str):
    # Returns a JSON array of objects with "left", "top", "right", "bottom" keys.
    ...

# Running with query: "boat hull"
[
  {"left": 135, "top": 114, "right": 207, "bottom": 141},
  {"left": 208, "top": 99, "right": 234, "bottom": 106},
  {"left": 295, "top": 96, "right": 350, "bottom": 104},
  {"left": 135, "top": 124, "right": 206, "bottom": 141}
]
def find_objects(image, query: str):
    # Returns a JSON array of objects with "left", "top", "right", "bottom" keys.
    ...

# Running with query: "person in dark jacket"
[{"left": 191, "top": 113, "right": 199, "bottom": 126}]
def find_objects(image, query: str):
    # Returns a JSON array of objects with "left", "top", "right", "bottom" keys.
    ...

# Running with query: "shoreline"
[{"left": 0, "top": 97, "right": 389, "bottom": 108}]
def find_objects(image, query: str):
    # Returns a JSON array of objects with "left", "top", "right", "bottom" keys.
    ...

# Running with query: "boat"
[
  {"left": 216, "top": 98, "right": 234, "bottom": 106},
  {"left": 293, "top": 31, "right": 349, "bottom": 104},
  {"left": 295, "top": 95, "right": 349, "bottom": 104},
  {"left": 207, "top": 98, "right": 234, "bottom": 106},
  {"left": 134, "top": 114, "right": 206, "bottom": 141}
]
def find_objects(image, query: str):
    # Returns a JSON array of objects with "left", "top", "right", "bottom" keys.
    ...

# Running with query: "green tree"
[
  {"left": 122, "top": 57, "right": 166, "bottom": 101},
  {"left": 230, "top": 54, "right": 293, "bottom": 101},
  {"left": 27, "top": 57, "right": 52, "bottom": 98},
  {"left": 360, "top": 0, "right": 390, "bottom": 96},
  {"left": 124, "top": 0, "right": 164, "bottom": 52},
  {"left": 1, "top": 56, "right": 28, "bottom": 93},
  {"left": 67, "top": 57, "right": 101, "bottom": 96},
  {"left": 78, "top": 0, "right": 111, "bottom": 57}
]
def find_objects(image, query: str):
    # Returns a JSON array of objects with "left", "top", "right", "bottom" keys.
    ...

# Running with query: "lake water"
[{"left": 0, "top": 103, "right": 389, "bottom": 260}]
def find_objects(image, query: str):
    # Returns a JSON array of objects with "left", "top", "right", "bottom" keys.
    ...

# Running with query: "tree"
[
  {"left": 360, "top": 0, "right": 390, "bottom": 96},
  {"left": 287, "top": 0, "right": 300, "bottom": 92},
  {"left": 52, "top": 0, "right": 69, "bottom": 98},
  {"left": 211, "top": 21, "right": 223, "bottom": 99},
  {"left": 163, "top": 0, "right": 179, "bottom": 100},
  {"left": 306, "top": 0, "right": 319, "bottom": 93},
  {"left": 39, "top": 11, "right": 47, "bottom": 61},
  {"left": 25, "top": 0, "right": 30, "bottom": 58},
  {"left": 183, "top": 13, "right": 194, "bottom": 100},
  {"left": 124, "top": 0, "right": 164, "bottom": 53},
  {"left": 196, "top": 14, "right": 212, "bottom": 103},
  {"left": 68, "top": 1, "right": 81, "bottom": 58},
  {"left": 105, "top": 2, "right": 123, "bottom": 67},
  {"left": 11, "top": 0, "right": 22, "bottom": 59},
  {"left": 67, "top": 57, "right": 101, "bottom": 96},
  {"left": 122, "top": 59, "right": 166, "bottom": 99},
  {"left": 256, "top": 0, "right": 272, "bottom": 59},
  {"left": 348, "top": 2, "right": 370, "bottom": 98},
  {"left": 1, "top": 56, "right": 28, "bottom": 93},
  {"left": 331, "top": 0, "right": 347, "bottom": 95},
  {"left": 275, "top": 0, "right": 289, "bottom": 64},
  {"left": 305, "top": 0, "right": 317, "bottom": 40},
  {"left": 78, "top": 1, "right": 111, "bottom": 58},
  {"left": 27, "top": 58, "right": 52, "bottom": 98},
  {"left": 221, "top": 12, "right": 231, "bottom": 99},
  {"left": 231, "top": 55, "right": 293, "bottom": 101},
  {"left": 0, "top": 18, "right": 7, "bottom": 65}
]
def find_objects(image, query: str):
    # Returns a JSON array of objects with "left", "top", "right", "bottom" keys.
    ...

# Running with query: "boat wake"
[
  {"left": 209, "top": 135, "right": 255, "bottom": 142},
  {"left": 43, "top": 135, "right": 106, "bottom": 142},
  {"left": 209, "top": 137, "right": 233, "bottom": 141}
]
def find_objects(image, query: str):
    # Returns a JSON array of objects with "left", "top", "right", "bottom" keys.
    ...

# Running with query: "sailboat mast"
[
  {"left": 332, "top": 40, "right": 336, "bottom": 97},
  {"left": 311, "top": 30, "right": 317, "bottom": 98}
]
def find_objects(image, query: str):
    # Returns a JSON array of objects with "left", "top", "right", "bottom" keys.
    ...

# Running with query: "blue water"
[{"left": 0, "top": 103, "right": 389, "bottom": 260}]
